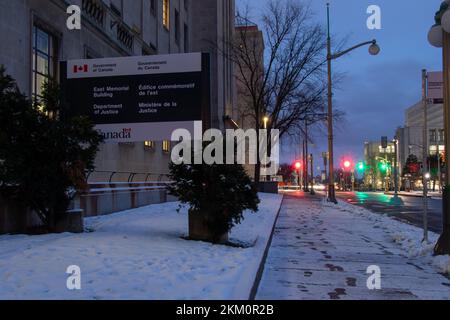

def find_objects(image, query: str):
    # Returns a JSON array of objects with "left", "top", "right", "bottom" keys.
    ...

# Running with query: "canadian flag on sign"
[{"left": 73, "top": 64, "right": 88, "bottom": 73}]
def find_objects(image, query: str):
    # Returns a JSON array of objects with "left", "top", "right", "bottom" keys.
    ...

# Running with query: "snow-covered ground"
[
  {"left": 0, "top": 193, "right": 283, "bottom": 300},
  {"left": 335, "top": 200, "right": 450, "bottom": 276},
  {"left": 257, "top": 194, "right": 450, "bottom": 300}
]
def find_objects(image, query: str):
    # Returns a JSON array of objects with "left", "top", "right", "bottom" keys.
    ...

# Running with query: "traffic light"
[
  {"left": 357, "top": 162, "right": 365, "bottom": 171},
  {"left": 294, "top": 161, "right": 302, "bottom": 170},
  {"left": 341, "top": 158, "right": 353, "bottom": 171},
  {"left": 344, "top": 160, "right": 351, "bottom": 169},
  {"left": 379, "top": 162, "right": 389, "bottom": 172}
]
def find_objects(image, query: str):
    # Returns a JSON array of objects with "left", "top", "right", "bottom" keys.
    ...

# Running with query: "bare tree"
[{"left": 230, "top": 0, "right": 330, "bottom": 183}]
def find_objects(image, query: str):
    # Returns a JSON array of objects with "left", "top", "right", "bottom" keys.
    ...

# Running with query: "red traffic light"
[
  {"left": 340, "top": 158, "right": 354, "bottom": 171},
  {"left": 294, "top": 161, "right": 302, "bottom": 170}
]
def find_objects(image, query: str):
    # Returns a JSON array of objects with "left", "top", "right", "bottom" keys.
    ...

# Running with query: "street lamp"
[
  {"left": 263, "top": 116, "right": 269, "bottom": 130},
  {"left": 326, "top": 3, "right": 380, "bottom": 204},
  {"left": 428, "top": 1, "right": 450, "bottom": 255}
]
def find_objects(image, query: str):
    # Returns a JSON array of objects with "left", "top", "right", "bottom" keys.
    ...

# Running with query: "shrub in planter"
[{"left": 168, "top": 152, "right": 260, "bottom": 244}]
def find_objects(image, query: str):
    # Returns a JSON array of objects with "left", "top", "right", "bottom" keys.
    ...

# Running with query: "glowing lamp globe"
[{"left": 428, "top": 24, "right": 443, "bottom": 48}]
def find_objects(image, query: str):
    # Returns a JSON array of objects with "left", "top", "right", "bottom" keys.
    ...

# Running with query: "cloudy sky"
[{"left": 238, "top": 0, "right": 442, "bottom": 171}]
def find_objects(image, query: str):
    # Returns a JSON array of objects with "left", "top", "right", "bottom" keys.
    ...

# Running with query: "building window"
[
  {"left": 174, "top": 9, "right": 180, "bottom": 43},
  {"left": 184, "top": 23, "right": 189, "bottom": 52},
  {"left": 430, "top": 130, "right": 437, "bottom": 143},
  {"left": 163, "top": 0, "right": 170, "bottom": 29},
  {"left": 144, "top": 140, "right": 155, "bottom": 149},
  {"left": 150, "top": 0, "right": 156, "bottom": 16},
  {"left": 32, "top": 25, "right": 57, "bottom": 104},
  {"left": 162, "top": 140, "right": 171, "bottom": 153},
  {"left": 439, "top": 129, "right": 445, "bottom": 143}
]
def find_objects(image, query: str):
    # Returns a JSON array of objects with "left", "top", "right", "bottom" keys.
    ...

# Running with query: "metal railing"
[{"left": 85, "top": 170, "right": 171, "bottom": 184}]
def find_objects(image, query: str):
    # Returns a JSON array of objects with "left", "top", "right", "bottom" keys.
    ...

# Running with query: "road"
[{"left": 333, "top": 191, "right": 443, "bottom": 234}]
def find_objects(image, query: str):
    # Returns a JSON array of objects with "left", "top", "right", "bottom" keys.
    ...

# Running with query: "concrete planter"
[
  {"left": 54, "top": 209, "right": 84, "bottom": 234},
  {"left": 258, "top": 181, "right": 279, "bottom": 194},
  {"left": 188, "top": 210, "right": 228, "bottom": 244}
]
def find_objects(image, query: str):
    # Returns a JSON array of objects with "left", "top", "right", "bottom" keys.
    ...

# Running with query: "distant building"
[
  {"left": 364, "top": 141, "right": 397, "bottom": 190},
  {"left": 0, "top": 0, "right": 236, "bottom": 182},
  {"left": 191, "top": 0, "right": 236, "bottom": 131},
  {"left": 396, "top": 100, "right": 444, "bottom": 178}
]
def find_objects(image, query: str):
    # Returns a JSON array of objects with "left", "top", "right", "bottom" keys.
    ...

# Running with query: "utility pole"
[
  {"left": 304, "top": 119, "right": 310, "bottom": 192},
  {"left": 394, "top": 137, "right": 399, "bottom": 197},
  {"left": 310, "top": 154, "right": 315, "bottom": 195},
  {"left": 326, "top": 4, "right": 337, "bottom": 203},
  {"left": 422, "top": 69, "right": 429, "bottom": 243}
]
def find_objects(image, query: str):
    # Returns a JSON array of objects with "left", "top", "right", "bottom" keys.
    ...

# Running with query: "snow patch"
[{"left": 331, "top": 199, "right": 450, "bottom": 276}]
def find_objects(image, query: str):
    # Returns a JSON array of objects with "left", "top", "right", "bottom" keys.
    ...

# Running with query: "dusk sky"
[{"left": 239, "top": 0, "right": 442, "bottom": 172}]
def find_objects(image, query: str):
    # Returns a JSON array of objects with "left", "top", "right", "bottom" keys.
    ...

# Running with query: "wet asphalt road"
[{"left": 332, "top": 192, "right": 443, "bottom": 234}]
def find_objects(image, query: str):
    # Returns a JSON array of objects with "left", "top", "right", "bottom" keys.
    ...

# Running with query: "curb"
[
  {"left": 248, "top": 194, "right": 285, "bottom": 300},
  {"left": 384, "top": 192, "right": 441, "bottom": 199}
]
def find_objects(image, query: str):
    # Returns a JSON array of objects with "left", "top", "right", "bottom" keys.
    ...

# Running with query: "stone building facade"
[{"left": 0, "top": 0, "right": 236, "bottom": 182}]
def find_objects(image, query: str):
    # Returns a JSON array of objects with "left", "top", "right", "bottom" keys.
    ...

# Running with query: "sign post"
[{"left": 60, "top": 52, "right": 210, "bottom": 143}]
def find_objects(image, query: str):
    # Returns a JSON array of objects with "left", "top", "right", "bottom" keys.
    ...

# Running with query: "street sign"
[{"left": 60, "top": 52, "right": 210, "bottom": 143}]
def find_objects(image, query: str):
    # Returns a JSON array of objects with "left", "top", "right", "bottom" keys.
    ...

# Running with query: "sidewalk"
[{"left": 256, "top": 193, "right": 450, "bottom": 300}]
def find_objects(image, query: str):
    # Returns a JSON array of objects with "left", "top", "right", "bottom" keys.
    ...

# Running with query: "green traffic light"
[
  {"left": 379, "top": 162, "right": 388, "bottom": 172},
  {"left": 357, "top": 162, "right": 365, "bottom": 171}
]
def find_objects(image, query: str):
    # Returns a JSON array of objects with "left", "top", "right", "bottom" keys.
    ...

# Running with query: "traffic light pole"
[
  {"left": 394, "top": 137, "right": 399, "bottom": 197},
  {"left": 310, "top": 154, "right": 315, "bottom": 195}
]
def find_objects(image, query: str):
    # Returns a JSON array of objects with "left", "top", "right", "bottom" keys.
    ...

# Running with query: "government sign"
[{"left": 60, "top": 52, "right": 210, "bottom": 142}]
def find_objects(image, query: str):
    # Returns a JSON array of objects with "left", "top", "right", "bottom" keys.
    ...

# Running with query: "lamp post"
[
  {"left": 304, "top": 119, "right": 310, "bottom": 192},
  {"left": 428, "top": 1, "right": 450, "bottom": 255},
  {"left": 326, "top": 3, "right": 380, "bottom": 204}
]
